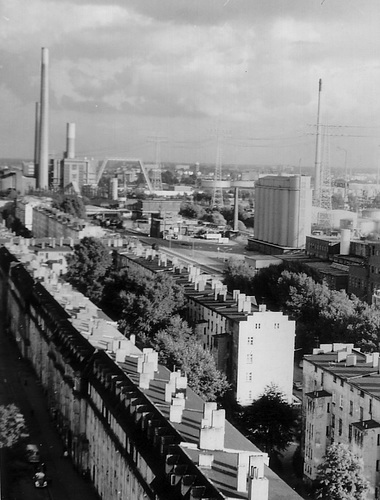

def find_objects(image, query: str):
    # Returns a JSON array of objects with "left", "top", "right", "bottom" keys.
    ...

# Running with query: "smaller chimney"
[
  {"left": 346, "top": 354, "right": 357, "bottom": 367},
  {"left": 199, "top": 403, "right": 225, "bottom": 451},
  {"left": 66, "top": 122, "right": 76, "bottom": 159},
  {"left": 198, "top": 453, "right": 214, "bottom": 469},
  {"left": 372, "top": 352, "right": 379, "bottom": 368}
]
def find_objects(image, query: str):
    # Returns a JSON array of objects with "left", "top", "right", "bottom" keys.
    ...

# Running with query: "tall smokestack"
[
  {"left": 313, "top": 78, "right": 322, "bottom": 205},
  {"left": 66, "top": 123, "right": 75, "bottom": 159},
  {"left": 234, "top": 186, "right": 239, "bottom": 231},
  {"left": 34, "top": 102, "right": 40, "bottom": 170},
  {"left": 38, "top": 47, "right": 49, "bottom": 190}
]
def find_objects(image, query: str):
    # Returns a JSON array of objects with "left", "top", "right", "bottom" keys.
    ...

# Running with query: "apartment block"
[
  {"left": 32, "top": 204, "right": 105, "bottom": 239},
  {"left": 303, "top": 343, "right": 380, "bottom": 499},
  {"left": 117, "top": 247, "right": 296, "bottom": 406},
  {"left": 0, "top": 233, "right": 303, "bottom": 500}
]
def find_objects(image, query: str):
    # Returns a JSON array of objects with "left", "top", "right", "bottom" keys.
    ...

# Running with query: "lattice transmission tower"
[
  {"left": 211, "top": 127, "right": 230, "bottom": 208},
  {"left": 316, "top": 125, "right": 332, "bottom": 231},
  {"left": 147, "top": 136, "right": 167, "bottom": 191}
]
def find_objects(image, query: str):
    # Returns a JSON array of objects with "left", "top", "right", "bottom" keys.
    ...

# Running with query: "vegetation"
[
  {"left": 0, "top": 404, "right": 26, "bottom": 448},
  {"left": 65, "top": 237, "right": 113, "bottom": 303},
  {"left": 52, "top": 194, "right": 87, "bottom": 219},
  {"left": 224, "top": 260, "right": 380, "bottom": 352},
  {"left": 152, "top": 316, "right": 230, "bottom": 401},
  {"left": 179, "top": 201, "right": 254, "bottom": 229},
  {"left": 316, "top": 443, "right": 369, "bottom": 500},
  {"left": 235, "top": 385, "right": 298, "bottom": 460},
  {"left": 117, "top": 266, "right": 186, "bottom": 342},
  {"left": 65, "top": 239, "right": 228, "bottom": 400}
]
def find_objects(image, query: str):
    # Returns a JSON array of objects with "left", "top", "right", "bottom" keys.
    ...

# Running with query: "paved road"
[{"left": 0, "top": 312, "right": 100, "bottom": 500}]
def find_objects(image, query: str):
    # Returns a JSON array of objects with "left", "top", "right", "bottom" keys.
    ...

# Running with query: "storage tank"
[{"left": 340, "top": 229, "right": 351, "bottom": 255}]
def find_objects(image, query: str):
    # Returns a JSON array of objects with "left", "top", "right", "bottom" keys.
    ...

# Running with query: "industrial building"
[
  {"left": 249, "top": 175, "right": 312, "bottom": 255},
  {"left": 303, "top": 343, "right": 380, "bottom": 499},
  {"left": 0, "top": 227, "right": 303, "bottom": 500}
]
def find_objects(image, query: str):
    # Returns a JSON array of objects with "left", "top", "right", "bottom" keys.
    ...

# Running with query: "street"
[{"left": 0, "top": 310, "right": 99, "bottom": 500}]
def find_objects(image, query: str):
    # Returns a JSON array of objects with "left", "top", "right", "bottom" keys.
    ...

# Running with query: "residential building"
[
  {"left": 0, "top": 234, "right": 303, "bottom": 500},
  {"left": 117, "top": 247, "right": 296, "bottom": 406},
  {"left": 303, "top": 343, "right": 380, "bottom": 499},
  {"left": 32, "top": 204, "right": 105, "bottom": 239}
]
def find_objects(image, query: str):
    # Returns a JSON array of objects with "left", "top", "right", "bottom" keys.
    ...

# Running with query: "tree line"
[{"left": 224, "top": 259, "right": 380, "bottom": 353}]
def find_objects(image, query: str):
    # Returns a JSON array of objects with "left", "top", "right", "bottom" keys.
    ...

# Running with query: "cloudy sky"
[{"left": 1, "top": 0, "right": 380, "bottom": 171}]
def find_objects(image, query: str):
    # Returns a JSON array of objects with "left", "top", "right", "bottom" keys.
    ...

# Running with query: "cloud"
[{"left": 1, "top": 0, "right": 380, "bottom": 166}]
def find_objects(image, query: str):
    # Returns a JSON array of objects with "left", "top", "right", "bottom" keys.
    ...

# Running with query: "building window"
[
  {"left": 360, "top": 407, "right": 364, "bottom": 422},
  {"left": 340, "top": 379, "right": 344, "bottom": 387},
  {"left": 349, "top": 401, "right": 353, "bottom": 416},
  {"left": 247, "top": 353, "right": 253, "bottom": 364},
  {"left": 339, "top": 419, "right": 342, "bottom": 436},
  {"left": 377, "top": 460, "right": 380, "bottom": 472},
  {"left": 339, "top": 395, "right": 343, "bottom": 409},
  {"left": 377, "top": 434, "right": 380, "bottom": 446},
  {"left": 333, "top": 375, "right": 337, "bottom": 383},
  {"left": 246, "top": 372, "right": 252, "bottom": 382},
  {"left": 255, "top": 323, "right": 261, "bottom": 329},
  {"left": 327, "top": 403, "right": 330, "bottom": 413},
  {"left": 331, "top": 415, "right": 335, "bottom": 428},
  {"left": 349, "top": 425, "right": 352, "bottom": 442},
  {"left": 247, "top": 337, "right": 254, "bottom": 345},
  {"left": 370, "top": 399, "right": 373, "bottom": 414},
  {"left": 321, "top": 372, "right": 324, "bottom": 386}
]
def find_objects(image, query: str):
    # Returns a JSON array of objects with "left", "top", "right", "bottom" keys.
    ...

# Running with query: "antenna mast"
[{"left": 314, "top": 78, "right": 322, "bottom": 205}]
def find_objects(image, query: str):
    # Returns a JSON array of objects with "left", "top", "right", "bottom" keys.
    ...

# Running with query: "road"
[{"left": 0, "top": 309, "right": 99, "bottom": 500}]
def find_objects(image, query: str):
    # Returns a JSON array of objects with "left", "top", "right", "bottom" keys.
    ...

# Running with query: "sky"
[{"left": 1, "top": 0, "right": 380, "bottom": 171}]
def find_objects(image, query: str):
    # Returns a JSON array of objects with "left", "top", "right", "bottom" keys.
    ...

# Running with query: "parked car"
[
  {"left": 25, "top": 444, "right": 40, "bottom": 463},
  {"left": 33, "top": 471, "right": 47, "bottom": 488}
]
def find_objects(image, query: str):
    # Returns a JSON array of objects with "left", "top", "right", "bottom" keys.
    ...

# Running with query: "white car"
[{"left": 293, "top": 381, "right": 303, "bottom": 391}]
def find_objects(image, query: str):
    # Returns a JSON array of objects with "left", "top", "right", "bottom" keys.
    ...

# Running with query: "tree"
[
  {"left": 0, "top": 404, "right": 26, "bottom": 448},
  {"left": 118, "top": 268, "right": 185, "bottom": 341},
  {"left": 201, "top": 211, "right": 226, "bottom": 226},
  {"left": 332, "top": 193, "right": 345, "bottom": 210},
  {"left": 223, "top": 258, "right": 256, "bottom": 295},
  {"left": 161, "top": 170, "right": 178, "bottom": 185},
  {"left": 316, "top": 443, "right": 369, "bottom": 500},
  {"left": 52, "top": 194, "right": 86, "bottom": 219},
  {"left": 179, "top": 202, "right": 205, "bottom": 219},
  {"left": 65, "top": 237, "right": 112, "bottom": 303},
  {"left": 238, "top": 384, "right": 298, "bottom": 458},
  {"left": 152, "top": 316, "right": 230, "bottom": 401}
]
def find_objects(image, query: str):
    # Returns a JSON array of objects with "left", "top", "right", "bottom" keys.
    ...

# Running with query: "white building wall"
[{"left": 235, "top": 311, "right": 295, "bottom": 406}]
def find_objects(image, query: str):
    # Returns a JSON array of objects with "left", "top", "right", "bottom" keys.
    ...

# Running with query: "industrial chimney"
[
  {"left": 38, "top": 47, "right": 49, "bottom": 190},
  {"left": 34, "top": 102, "right": 40, "bottom": 172},
  {"left": 66, "top": 123, "right": 75, "bottom": 159},
  {"left": 233, "top": 186, "right": 239, "bottom": 231}
]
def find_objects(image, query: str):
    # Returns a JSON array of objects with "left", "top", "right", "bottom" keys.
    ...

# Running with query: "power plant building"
[{"left": 251, "top": 175, "right": 312, "bottom": 254}]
